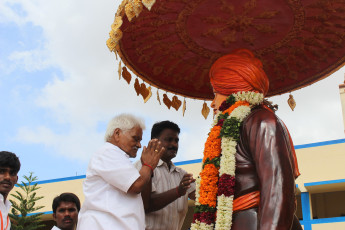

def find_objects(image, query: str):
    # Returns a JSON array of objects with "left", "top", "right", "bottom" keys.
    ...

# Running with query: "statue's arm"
[{"left": 244, "top": 109, "right": 296, "bottom": 230}]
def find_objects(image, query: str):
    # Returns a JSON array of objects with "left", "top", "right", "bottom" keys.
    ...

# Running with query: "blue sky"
[{"left": 1, "top": 0, "right": 345, "bottom": 182}]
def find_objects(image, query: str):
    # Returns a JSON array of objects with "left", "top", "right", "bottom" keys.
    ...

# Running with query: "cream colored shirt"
[
  {"left": 77, "top": 142, "right": 145, "bottom": 230},
  {"left": 0, "top": 194, "right": 11, "bottom": 230},
  {"left": 135, "top": 160, "right": 195, "bottom": 230}
]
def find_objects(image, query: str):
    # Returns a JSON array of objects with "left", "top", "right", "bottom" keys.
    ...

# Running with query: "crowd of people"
[
  {"left": 0, "top": 118, "right": 196, "bottom": 230},
  {"left": 0, "top": 151, "right": 81, "bottom": 230},
  {"left": 1, "top": 49, "right": 301, "bottom": 230}
]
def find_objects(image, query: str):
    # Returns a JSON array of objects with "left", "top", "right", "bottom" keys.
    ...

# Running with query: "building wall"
[
  {"left": 312, "top": 222, "right": 345, "bottom": 230},
  {"left": 295, "top": 140, "right": 345, "bottom": 187},
  {"left": 311, "top": 191, "right": 345, "bottom": 219},
  {"left": 10, "top": 139, "right": 345, "bottom": 229},
  {"left": 12, "top": 176, "right": 86, "bottom": 218}
]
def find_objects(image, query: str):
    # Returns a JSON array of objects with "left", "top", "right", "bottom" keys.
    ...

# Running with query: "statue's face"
[{"left": 210, "top": 92, "right": 228, "bottom": 116}]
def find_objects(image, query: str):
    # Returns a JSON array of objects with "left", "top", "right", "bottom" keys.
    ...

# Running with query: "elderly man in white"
[{"left": 77, "top": 114, "right": 164, "bottom": 230}]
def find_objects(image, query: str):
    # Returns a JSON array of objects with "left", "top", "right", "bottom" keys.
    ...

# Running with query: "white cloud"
[
  {"left": 8, "top": 49, "right": 52, "bottom": 72},
  {"left": 6, "top": 0, "right": 215, "bottom": 161},
  {"left": 16, "top": 125, "right": 103, "bottom": 161},
  {"left": 0, "top": 1, "right": 27, "bottom": 24}
]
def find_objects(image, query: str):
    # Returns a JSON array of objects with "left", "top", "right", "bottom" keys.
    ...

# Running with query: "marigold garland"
[
  {"left": 222, "top": 101, "right": 249, "bottom": 115},
  {"left": 203, "top": 126, "right": 221, "bottom": 162},
  {"left": 192, "top": 91, "right": 264, "bottom": 230},
  {"left": 199, "top": 164, "right": 219, "bottom": 207}
]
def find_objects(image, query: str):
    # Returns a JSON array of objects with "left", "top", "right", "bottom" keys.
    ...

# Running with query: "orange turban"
[{"left": 209, "top": 49, "right": 269, "bottom": 96}]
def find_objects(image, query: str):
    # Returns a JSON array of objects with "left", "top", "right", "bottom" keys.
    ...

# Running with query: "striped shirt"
[{"left": 135, "top": 160, "right": 195, "bottom": 230}]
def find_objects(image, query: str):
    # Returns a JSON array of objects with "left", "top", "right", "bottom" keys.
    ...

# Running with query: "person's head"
[
  {"left": 209, "top": 49, "right": 269, "bottom": 112},
  {"left": 0, "top": 151, "right": 20, "bottom": 200},
  {"left": 151, "top": 121, "right": 180, "bottom": 163},
  {"left": 52, "top": 193, "right": 80, "bottom": 230},
  {"left": 104, "top": 114, "right": 146, "bottom": 158}
]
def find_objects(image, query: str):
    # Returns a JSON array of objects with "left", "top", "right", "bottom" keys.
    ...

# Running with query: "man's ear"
[
  {"left": 53, "top": 213, "right": 56, "bottom": 221},
  {"left": 113, "top": 128, "right": 121, "bottom": 140},
  {"left": 15, "top": 175, "right": 18, "bottom": 184},
  {"left": 108, "top": 128, "right": 121, "bottom": 145}
]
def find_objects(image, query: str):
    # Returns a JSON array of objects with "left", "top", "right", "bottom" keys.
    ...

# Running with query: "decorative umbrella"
[{"left": 107, "top": 0, "right": 345, "bottom": 117}]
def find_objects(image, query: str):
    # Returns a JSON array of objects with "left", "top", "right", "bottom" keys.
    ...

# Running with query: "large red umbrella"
[{"left": 107, "top": 0, "right": 345, "bottom": 114}]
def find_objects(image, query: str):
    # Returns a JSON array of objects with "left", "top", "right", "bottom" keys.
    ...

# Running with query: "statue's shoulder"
[{"left": 245, "top": 105, "right": 277, "bottom": 123}]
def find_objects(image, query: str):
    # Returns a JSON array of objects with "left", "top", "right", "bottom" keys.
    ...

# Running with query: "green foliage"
[
  {"left": 194, "top": 204, "right": 216, "bottom": 213},
  {"left": 202, "top": 157, "right": 220, "bottom": 169},
  {"left": 226, "top": 95, "right": 236, "bottom": 105},
  {"left": 220, "top": 117, "right": 242, "bottom": 141},
  {"left": 217, "top": 113, "right": 228, "bottom": 121},
  {"left": 9, "top": 172, "right": 45, "bottom": 230}
]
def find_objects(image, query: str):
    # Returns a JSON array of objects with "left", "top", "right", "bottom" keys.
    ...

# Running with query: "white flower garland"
[
  {"left": 234, "top": 91, "right": 264, "bottom": 105},
  {"left": 215, "top": 195, "right": 234, "bottom": 230},
  {"left": 218, "top": 138, "right": 237, "bottom": 176},
  {"left": 192, "top": 91, "right": 264, "bottom": 230},
  {"left": 191, "top": 220, "right": 214, "bottom": 230}
]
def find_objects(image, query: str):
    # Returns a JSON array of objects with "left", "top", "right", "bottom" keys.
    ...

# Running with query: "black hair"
[
  {"left": 151, "top": 121, "right": 180, "bottom": 139},
  {"left": 0, "top": 151, "right": 21, "bottom": 174},
  {"left": 52, "top": 193, "right": 81, "bottom": 213}
]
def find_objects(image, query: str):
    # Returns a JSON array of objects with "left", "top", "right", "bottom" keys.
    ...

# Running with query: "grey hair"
[{"left": 104, "top": 113, "right": 146, "bottom": 142}]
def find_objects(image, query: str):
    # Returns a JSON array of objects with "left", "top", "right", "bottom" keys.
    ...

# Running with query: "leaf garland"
[
  {"left": 203, "top": 157, "right": 221, "bottom": 169},
  {"left": 220, "top": 117, "right": 241, "bottom": 141}
]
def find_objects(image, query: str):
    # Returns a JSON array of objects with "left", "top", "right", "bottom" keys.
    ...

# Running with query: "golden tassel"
[
  {"left": 163, "top": 93, "right": 172, "bottom": 109},
  {"left": 171, "top": 96, "right": 182, "bottom": 111},
  {"left": 157, "top": 89, "right": 161, "bottom": 105},
  {"left": 288, "top": 94, "right": 296, "bottom": 111},
  {"left": 118, "top": 61, "right": 122, "bottom": 80},
  {"left": 144, "top": 86, "right": 152, "bottom": 103},
  {"left": 122, "top": 67, "right": 132, "bottom": 84},
  {"left": 201, "top": 101, "right": 210, "bottom": 119}
]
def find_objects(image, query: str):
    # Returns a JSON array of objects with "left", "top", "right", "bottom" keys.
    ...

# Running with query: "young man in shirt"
[
  {"left": 0, "top": 151, "right": 20, "bottom": 230},
  {"left": 77, "top": 114, "right": 165, "bottom": 230},
  {"left": 135, "top": 121, "right": 196, "bottom": 230},
  {"left": 52, "top": 193, "right": 80, "bottom": 230}
]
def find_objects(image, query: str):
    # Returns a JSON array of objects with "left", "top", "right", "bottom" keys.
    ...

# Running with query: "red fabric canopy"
[{"left": 112, "top": 0, "right": 345, "bottom": 100}]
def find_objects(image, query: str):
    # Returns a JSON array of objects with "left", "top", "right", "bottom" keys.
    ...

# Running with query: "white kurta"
[
  {"left": 77, "top": 142, "right": 144, "bottom": 230},
  {"left": 0, "top": 194, "right": 11, "bottom": 230}
]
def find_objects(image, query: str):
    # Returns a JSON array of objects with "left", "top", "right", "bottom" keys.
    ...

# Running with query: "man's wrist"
[
  {"left": 176, "top": 186, "right": 182, "bottom": 197},
  {"left": 142, "top": 162, "right": 154, "bottom": 177}
]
